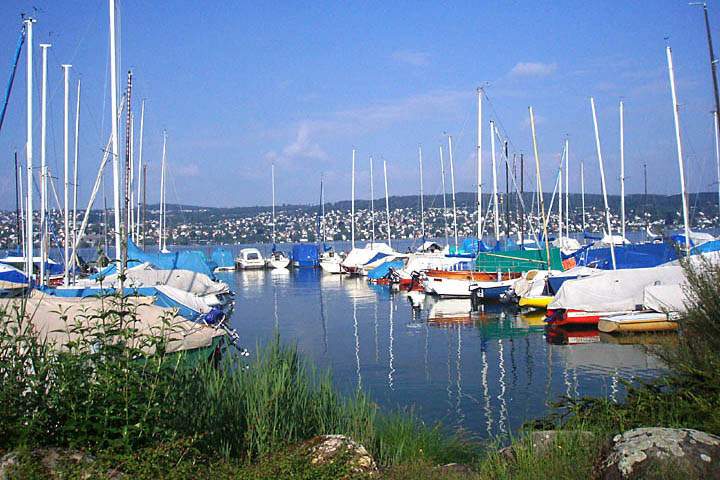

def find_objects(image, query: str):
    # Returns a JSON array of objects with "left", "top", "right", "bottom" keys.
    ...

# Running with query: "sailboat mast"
[
  {"left": 490, "top": 122, "right": 500, "bottom": 243},
  {"left": 321, "top": 173, "right": 326, "bottom": 243},
  {"left": 369, "top": 156, "right": 375, "bottom": 246},
  {"left": 714, "top": 111, "right": 720, "bottom": 222},
  {"left": 418, "top": 145, "right": 425, "bottom": 241},
  {"left": 520, "top": 153, "right": 524, "bottom": 246},
  {"left": 559, "top": 146, "right": 564, "bottom": 242},
  {"left": 14, "top": 152, "right": 21, "bottom": 250},
  {"left": 123, "top": 70, "right": 133, "bottom": 276},
  {"left": 351, "top": 148, "right": 355, "bottom": 249},
  {"left": 159, "top": 130, "right": 167, "bottom": 251},
  {"left": 590, "top": 97, "right": 617, "bottom": 269},
  {"left": 383, "top": 159, "right": 391, "bottom": 248},
  {"left": 696, "top": 3, "right": 720, "bottom": 128},
  {"left": 109, "top": 0, "right": 122, "bottom": 260},
  {"left": 72, "top": 79, "right": 80, "bottom": 279},
  {"left": 619, "top": 100, "right": 626, "bottom": 241},
  {"left": 135, "top": 99, "right": 145, "bottom": 241},
  {"left": 477, "top": 88, "right": 483, "bottom": 239},
  {"left": 448, "top": 135, "right": 459, "bottom": 249},
  {"left": 581, "top": 160, "right": 586, "bottom": 231},
  {"left": 504, "top": 141, "right": 510, "bottom": 241},
  {"left": 271, "top": 163, "right": 276, "bottom": 246},
  {"left": 528, "top": 106, "right": 552, "bottom": 270},
  {"left": 666, "top": 46, "right": 691, "bottom": 252},
  {"left": 24, "top": 17, "right": 34, "bottom": 279},
  {"left": 565, "top": 138, "right": 569, "bottom": 237},
  {"left": 439, "top": 145, "right": 449, "bottom": 246},
  {"left": 142, "top": 163, "right": 147, "bottom": 248},
  {"left": 39, "top": 43, "right": 50, "bottom": 286},
  {"left": 62, "top": 64, "right": 71, "bottom": 286}
]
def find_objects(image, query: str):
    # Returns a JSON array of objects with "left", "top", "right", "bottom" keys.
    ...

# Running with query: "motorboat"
[{"left": 235, "top": 248, "right": 265, "bottom": 270}]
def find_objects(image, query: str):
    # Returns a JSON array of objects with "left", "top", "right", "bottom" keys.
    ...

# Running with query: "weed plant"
[{"left": 534, "top": 256, "right": 720, "bottom": 435}]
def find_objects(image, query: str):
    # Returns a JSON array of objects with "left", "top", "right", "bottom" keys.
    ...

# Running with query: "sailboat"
[
  {"left": 318, "top": 173, "right": 344, "bottom": 273},
  {"left": 341, "top": 150, "right": 395, "bottom": 275},
  {"left": 266, "top": 164, "right": 290, "bottom": 269}
]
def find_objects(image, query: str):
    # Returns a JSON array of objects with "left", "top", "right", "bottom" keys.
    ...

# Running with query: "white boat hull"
[{"left": 267, "top": 256, "right": 290, "bottom": 269}]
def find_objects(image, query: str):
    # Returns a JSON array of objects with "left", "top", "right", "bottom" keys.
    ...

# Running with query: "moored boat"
[
  {"left": 235, "top": 248, "right": 265, "bottom": 270},
  {"left": 598, "top": 312, "right": 678, "bottom": 334}
]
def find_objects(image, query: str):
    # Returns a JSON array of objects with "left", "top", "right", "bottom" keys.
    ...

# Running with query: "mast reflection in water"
[{"left": 225, "top": 267, "right": 664, "bottom": 439}]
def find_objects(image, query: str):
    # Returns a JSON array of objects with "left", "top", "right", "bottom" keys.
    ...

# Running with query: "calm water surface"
[
  {"left": 59, "top": 241, "right": 664, "bottom": 437},
  {"left": 220, "top": 264, "right": 663, "bottom": 439}
]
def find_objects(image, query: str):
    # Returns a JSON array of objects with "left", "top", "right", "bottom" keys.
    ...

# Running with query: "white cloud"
[
  {"left": 509, "top": 62, "right": 557, "bottom": 77},
  {"left": 263, "top": 89, "right": 469, "bottom": 169},
  {"left": 391, "top": 49, "right": 430, "bottom": 67}
]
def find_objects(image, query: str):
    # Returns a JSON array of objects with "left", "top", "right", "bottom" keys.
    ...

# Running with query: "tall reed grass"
[{"left": 0, "top": 296, "right": 476, "bottom": 467}]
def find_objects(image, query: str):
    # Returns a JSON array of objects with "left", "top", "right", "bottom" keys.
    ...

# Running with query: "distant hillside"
[{"left": 157, "top": 191, "right": 718, "bottom": 218}]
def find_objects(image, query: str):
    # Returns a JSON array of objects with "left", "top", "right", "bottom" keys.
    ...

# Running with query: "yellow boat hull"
[
  {"left": 598, "top": 315, "right": 678, "bottom": 334},
  {"left": 519, "top": 296, "right": 553, "bottom": 309}
]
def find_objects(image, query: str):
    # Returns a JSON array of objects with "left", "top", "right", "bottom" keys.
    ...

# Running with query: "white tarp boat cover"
[
  {"left": 342, "top": 243, "right": 395, "bottom": 269},
  {"left": 0, "top": 291, "right": 224, "bottom": 355},
  {"left": 643, "top": 284, "right": 687, "bottom": 314},
  {"left": 155, "top": 284, "right": 216, "bottom": 314},
  {"left": 548, "top": 265, "right": 685, "bottom": 312},
  {"left": 79, "top": 263, "right": 229, "bottom": 296}
]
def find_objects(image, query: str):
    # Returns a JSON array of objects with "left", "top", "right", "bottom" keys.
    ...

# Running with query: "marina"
[{"left": 2, "top": 0, "right": 720, "bottom": 477}]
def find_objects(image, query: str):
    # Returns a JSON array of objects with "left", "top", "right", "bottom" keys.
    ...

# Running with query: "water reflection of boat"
[
  {"left": 342, "top": 275, "right": 378, "bottom": 304},
  {"left": 555, "top": 339, "right": 664, "bottom": 373},
  {"left": 428, "top": 299, "right": 473, "bottom": 325},
  {"left": 545, "top": 325, "right": 600, "bottom": 345},
  {"left": 517, "top": 309, "right": 547, "bottom": 327},
  {"left": 237, "top": 269, "right": 266, "bottom": 288}
]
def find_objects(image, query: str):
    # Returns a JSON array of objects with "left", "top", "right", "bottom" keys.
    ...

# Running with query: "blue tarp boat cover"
[
  {"left": 367, "top": 260, "right": 404, "bottom": 280},
  {"left": 291, "top": 244, "right": 320, "bottom": 267},
  {"left": 92, "top": 238, "right": 217, "bottom": 280},
  {"left": 571, "top": 242, "right": 678, "bottom": 270},
  {"left": 365, "top": 252, "right": 390, "bottom": 265},
  {"left": 449, "top": 237, "right": 490, "bottom": 256},
  {"left": 211, "top": 248, "right": 234, "bottom": 269},
  {"left": 691, "top": 239, "right": 720, "bottom": 254}
]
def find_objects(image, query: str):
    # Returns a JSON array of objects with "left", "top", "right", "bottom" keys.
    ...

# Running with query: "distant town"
[{"left": 1, "top": 192, "right": 718, "bottom": 251}]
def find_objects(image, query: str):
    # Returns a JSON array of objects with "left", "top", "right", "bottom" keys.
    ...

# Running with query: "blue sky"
[{"left": 0, "top": 1, "right": 719, "bottom": 209}]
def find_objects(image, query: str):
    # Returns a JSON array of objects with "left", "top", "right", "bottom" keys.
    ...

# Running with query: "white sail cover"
[
  {"left": 643, "top": 284, "right": 687, "bottom": 314},
  {"left": 342, "top": 243, "right": 395, "bottom": 269},
  {"left": 0, "top": 291, "right": 224, "bottom": 355},
  {"left": 548, "top": 265, "right": 685, "bottom": 312},
  {"left": 79, "top": 263, "right": 229, "bottom": 296}
]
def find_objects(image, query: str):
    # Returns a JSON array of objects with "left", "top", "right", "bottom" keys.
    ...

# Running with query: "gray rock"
[
  {"left": 304, "top": 434, "right": 377, "bottom": 476},
  {"left": 599, "top": 427, "right": 720, "bottom": 479},
  {"left": 0, "top": 448, "right": 96, "bottom": 479}
]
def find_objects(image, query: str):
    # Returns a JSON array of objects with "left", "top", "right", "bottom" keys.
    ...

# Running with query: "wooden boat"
[
  {"left": 423, "top": 270, "right": 519, "bottom": 298},
  {"left": 598, "top": 312, "right": 678, "bottom": 334}
]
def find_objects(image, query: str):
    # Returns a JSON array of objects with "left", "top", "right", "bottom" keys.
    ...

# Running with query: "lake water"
[
  {"left": 219, "top": 263, "right": 664, "bottom": 439},
  {"left": 48, "top": 240, "right": 665, "bottom": 438}
]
